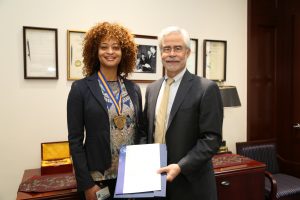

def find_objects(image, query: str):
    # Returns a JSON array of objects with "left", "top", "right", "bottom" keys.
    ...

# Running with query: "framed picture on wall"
[
  {"left": 186, "top": 38, "right": 198, "bottom": 75},
  {"left": 203, "top": 39, "right": 227, "bottom": 81},
  {"left": 128, "top": 34, "right": 163, "bottom": 83},
  {"left": 67, "top": 30, "right": 86, "bottom": 80},
  {"left": 23, "top": 26, "right": 58, "bottom": 79}
]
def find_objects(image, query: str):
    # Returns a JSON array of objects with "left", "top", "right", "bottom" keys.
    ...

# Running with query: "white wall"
[{"left": 0, "top": 0, "right": 247, "bottom": 199}]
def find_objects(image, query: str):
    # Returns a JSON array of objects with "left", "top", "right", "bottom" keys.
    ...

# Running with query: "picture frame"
[
  {"left": 203, "top": 39, "right": 227, "bottom": 81},
  {"left": 67, "top": 30, "right": 86, "bottom": 80},
  {"left": 187, "top": 38, "right": 198, "bottom": 75},
  {"left": 23, "top": 26, "right": 58, "bottom": 79},
  {"left": 129, "top": 34, "right": 163, "bottom": 83}
]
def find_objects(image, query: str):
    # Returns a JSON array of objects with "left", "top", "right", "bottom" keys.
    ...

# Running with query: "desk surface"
[
  {"left": 212, "top": 153, "right": 266, "bottom": 174},
  {"left": 16, "top": 168, "right": 80, "bottom": 200}
]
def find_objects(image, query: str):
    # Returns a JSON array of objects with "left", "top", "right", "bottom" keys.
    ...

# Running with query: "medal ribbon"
[{"left": 97, "top": 70, "right": 123, "bottom": 115}]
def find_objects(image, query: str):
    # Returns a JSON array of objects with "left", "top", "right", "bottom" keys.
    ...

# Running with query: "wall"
[{"left": 0, "top": 0, "right": 247, "bottom": 199}]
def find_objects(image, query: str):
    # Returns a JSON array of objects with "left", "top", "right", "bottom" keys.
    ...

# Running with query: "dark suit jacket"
[
  {"left": 67, "top": 72, "right": 145, "bottom": 191},
  {"left": 144, "top": 70, "right": 223, "bottom": 200}
]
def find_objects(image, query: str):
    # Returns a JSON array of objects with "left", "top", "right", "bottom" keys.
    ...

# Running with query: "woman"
[{"left": 67, "top": 22, "right": 145, "bottom": 200}]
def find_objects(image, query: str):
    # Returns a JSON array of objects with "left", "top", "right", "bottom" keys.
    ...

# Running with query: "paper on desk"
[{"left": 122, "top": 144, "right": 161, "bottom": 193}]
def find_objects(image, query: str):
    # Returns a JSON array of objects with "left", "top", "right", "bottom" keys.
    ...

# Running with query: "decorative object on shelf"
[
  {"left": 203, "top": 40, "right": 227, "bottom": 81},
  {"left": 67, "top": 30, "right": 86, "bottom": 80},
  {"left": 218, "top": 84, "right": 241, "bottom": 153},
  {"left": 41, "top": 141, "right": 73, "bottom": 175},
  {"left": 23, "top": 26, "right": 58, "bottom": 79}
]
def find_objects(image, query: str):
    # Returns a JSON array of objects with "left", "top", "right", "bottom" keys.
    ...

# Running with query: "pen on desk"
[{"left": 27, "top": 40, "right": 31, "bottom": 61}]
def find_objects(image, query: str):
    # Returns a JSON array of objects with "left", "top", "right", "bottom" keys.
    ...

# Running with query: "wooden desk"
[
  {"left": 213, "top": 154, "right": 266, "bottom": 200},
  {"left": 17, "top": 154, "right": 265, "bottom": 200},
  {"left": 16, "top": 168, "right": 80, "bottom": 200}
]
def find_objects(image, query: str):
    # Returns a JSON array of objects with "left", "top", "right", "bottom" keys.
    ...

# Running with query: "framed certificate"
[
  {"left": 67, "top": 30, "right": 86, "bottom": 80},
  {"left": 23, "top": 26, "right": 58, "bottom": 79},
  {"left": 203, "top": 40, "right": 227, "bottom": 81},
  {"left": 187, "top": 38, "right": 198, "bottom": 75}
]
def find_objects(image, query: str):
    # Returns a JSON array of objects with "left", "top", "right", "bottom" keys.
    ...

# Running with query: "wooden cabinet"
[{"left": 213, "top": 154, "right": 266, "bottom": 200}]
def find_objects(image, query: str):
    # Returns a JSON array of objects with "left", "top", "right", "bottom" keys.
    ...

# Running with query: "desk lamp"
[{"left": 218, "top": 85, "right": 241, "bottom": 153}]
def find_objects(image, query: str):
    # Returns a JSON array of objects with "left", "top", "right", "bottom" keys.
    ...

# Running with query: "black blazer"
[
  {"left": 144, "top": 70, "right": 223, "bottom": 200},
  {"left": 67, "top": 72, "right": 145, "bottom": 191}
]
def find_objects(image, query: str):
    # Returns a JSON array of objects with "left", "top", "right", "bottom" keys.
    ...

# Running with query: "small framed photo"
[
  {"left": 23, "top": 26, "right": 58, "bottom": 79},
  {"left": 129, "top": 34, "right": 163, "bottom": 83},
  {"left": 187, "top": 38, "right": 198, "bottom": 75},
  {"left": 67, "top": 30, "right": 86, "bottom": 80},
  {"left": 203, "top": 39, "right": 227, "bottom": 81}
]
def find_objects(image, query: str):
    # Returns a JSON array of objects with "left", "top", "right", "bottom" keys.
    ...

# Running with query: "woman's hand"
[{"left": 84, "top": 184, "right": 101, "bottom": 200}]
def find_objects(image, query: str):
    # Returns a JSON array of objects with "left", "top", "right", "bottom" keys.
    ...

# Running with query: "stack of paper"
[{"left": 114, "top": 144, "right": 167, "bottom": 198}]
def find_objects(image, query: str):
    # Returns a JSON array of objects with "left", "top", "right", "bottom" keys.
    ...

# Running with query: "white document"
[{"left": 122, "top": 144, "right": 161, "bottom": 193}]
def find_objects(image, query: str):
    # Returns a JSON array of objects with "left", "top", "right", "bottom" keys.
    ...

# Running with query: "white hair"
[{"left": 158, "top": 26, "right": 191, "bottom": 50}]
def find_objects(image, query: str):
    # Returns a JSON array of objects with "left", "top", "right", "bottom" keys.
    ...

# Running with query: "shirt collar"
[{"left": 165, "top": 68, "right": 186, "bottom": 83}]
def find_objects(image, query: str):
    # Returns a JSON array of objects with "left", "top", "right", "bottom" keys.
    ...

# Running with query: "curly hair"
[{"left": 82, "top": 22, "right": 137, "bottom": 77}]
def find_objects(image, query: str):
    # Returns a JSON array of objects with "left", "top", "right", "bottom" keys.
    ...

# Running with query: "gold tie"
[{"left": 154, "top": 78, "right": 174, "bottom": 144}]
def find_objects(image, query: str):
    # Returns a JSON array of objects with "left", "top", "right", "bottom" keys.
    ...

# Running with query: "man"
[
  {"left": 149, "top": 46, "right": 157, "bottom": 73},
  {"left": 144, "top": 26, "right": 223, "bottom": 200}
]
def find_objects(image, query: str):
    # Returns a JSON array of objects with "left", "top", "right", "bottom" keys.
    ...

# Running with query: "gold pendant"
[{"left": 113, "top": 115, "right": 126, "bottom": 130}]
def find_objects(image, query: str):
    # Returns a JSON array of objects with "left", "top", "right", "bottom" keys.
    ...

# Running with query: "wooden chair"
[{"left": 236, "top": 140, "right": 300, "bottom": 200}]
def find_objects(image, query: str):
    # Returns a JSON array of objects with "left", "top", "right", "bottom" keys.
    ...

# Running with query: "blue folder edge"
[{"left": 114, "top": 144, "right": 167, "bottom": 198}]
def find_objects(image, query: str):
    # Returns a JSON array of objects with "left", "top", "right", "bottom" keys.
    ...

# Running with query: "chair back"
[{"left": 236, "top": 141, "right": 279, "bottom": 174}]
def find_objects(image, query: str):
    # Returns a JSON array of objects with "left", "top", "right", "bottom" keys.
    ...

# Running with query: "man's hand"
[
  {"left": 85, "top": 184, "right": 101, "bottom": 200},
  {"left": 157, "top": 164, "right": 181, "bottom": 182}
]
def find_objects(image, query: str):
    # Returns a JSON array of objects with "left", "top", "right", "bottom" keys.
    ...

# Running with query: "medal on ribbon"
[
  {"left": 98, "top": 70, "right": 126, "bottom": 130},
  {"left": 113, "top": 115, "right": 126, "bottom": 130}
]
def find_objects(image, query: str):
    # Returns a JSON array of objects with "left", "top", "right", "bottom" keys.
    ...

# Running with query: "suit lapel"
[
  {"left": 86, "top": 73, "right": 108, "bottom": 116},
  {"left": 167, "top": 70, "right": 194, "bottom": 130},
  {"left": 149, "top": 78, "right": 164, "bottom": 135}
]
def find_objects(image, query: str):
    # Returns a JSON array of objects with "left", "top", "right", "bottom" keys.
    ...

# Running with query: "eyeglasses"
[{"left": 162, "top": 46, "right": 185, "bottom": 54}]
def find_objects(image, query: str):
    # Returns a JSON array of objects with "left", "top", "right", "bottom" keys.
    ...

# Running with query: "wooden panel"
[
  {"left": 276, "top": 0, "right": 300, "bottom": 178},
  {"left": 291, "top": 14, "right": 300, "bottom": 158},
  {"left": 247, "top": 0, "right": 280, "bottom": 141},
  {"left": 248, "top": 26, "right": 277, "bottom": 140},
  {"left": 215, "top": 168, "right": 265, "bottom": 200},
  {"left": 250, "top": 0, "right": 279, "bottom": 15},
  {"left": 287, "top": 7, "right": 300, "bottom": 177}
]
